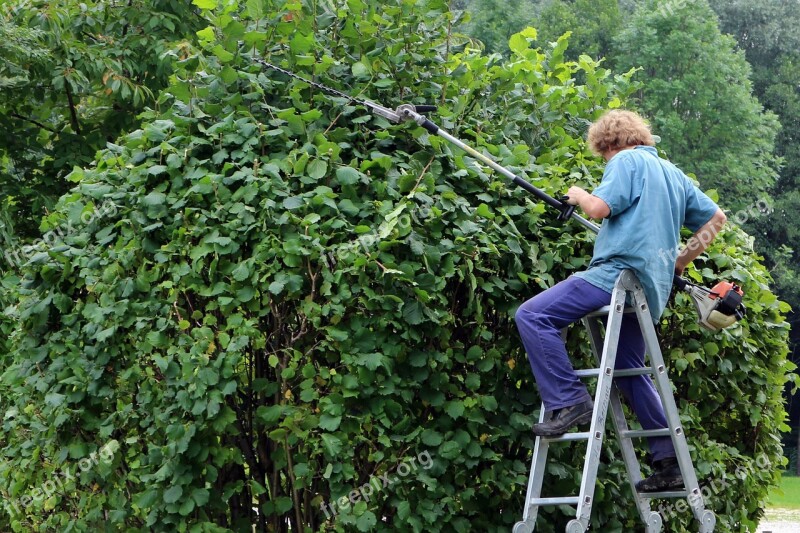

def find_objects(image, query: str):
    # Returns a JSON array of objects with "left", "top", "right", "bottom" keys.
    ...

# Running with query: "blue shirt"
[{"left": 574, "top": 146, "right": 719, "bottom": 321}]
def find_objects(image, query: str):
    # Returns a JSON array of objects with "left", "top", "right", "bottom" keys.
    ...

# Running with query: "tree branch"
[
  {"left": 284, "top": 437, "right": 304, "bottom": 533},
  {"left": 122, "top": 0, "right": 133, "bottom": 37},
  {"left": 10, "top": 112, "right": 57, "bottom": 133},
  {"left": 64, "top": 82, "right": 82, "bottom": 134}
]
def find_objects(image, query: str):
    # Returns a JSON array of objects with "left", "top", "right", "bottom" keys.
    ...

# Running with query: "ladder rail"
[
  {"left": 583, "top": 314, "right": 662, "bottom": 531},
  {"left": 620, "top": 271, "right": 711, "bottom": 528},
  {"left": 520, "top": 408, "right": 552, "bottom": 526},
  {"left": 574, "top": 285, "right": 628, "bottom": 526}
]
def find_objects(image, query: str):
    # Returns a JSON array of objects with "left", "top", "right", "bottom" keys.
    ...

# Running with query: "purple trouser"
[{"left": 515, "top": 276, "right": 675, "bottom": 461}]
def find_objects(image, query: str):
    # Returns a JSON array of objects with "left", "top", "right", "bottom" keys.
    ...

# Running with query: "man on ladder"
[{"left": 514, "top": 110, "right": 727, "bottom": 492}]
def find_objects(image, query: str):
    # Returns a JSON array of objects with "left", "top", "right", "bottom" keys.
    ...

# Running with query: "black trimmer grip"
[
  {"left": 415, "top": 105, "right": 437, "bottom": 114},
  {"left": 557, "top": 195, "right": 576, "bottom": 221},
  {"left": 673, "top": 274, "right": 688, "bottom": 291},
  {"left": 558, "top": 206, "right": 576, "bottom": 221}
]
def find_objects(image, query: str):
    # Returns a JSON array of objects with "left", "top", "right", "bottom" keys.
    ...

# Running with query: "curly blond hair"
[{"left": 587, "top": 110, "right": 655, "bottom": 156}]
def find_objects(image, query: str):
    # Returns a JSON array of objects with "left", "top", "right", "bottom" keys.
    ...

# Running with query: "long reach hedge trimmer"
[{"left": 255, "top": 59, "right": 746, "bottom": 331}]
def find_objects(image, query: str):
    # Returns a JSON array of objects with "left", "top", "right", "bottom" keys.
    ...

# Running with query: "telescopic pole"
[
  {"left": 394, "top": 104, "right": 601, "bottom": 233},
  {"left": 393, "top": 105, "right": 694, "bottom": 288}
]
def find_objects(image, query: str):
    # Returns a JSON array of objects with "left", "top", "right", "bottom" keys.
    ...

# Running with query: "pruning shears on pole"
[{"left": 253, "top": 58, "right": 746, "bottom": 331}]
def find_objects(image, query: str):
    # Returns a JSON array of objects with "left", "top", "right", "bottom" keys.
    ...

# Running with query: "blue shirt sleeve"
[
  {"left": 682, "top": 177, "right": 719, "bottom": 232},
  {"left": 591, "top": 152, "right": 642, "bottom": 217}
]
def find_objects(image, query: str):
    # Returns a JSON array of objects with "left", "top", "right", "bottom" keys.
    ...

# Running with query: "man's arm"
[
  {"left": 565, "top": 185, "right": 611, "bottom": 219},
  {"left": 674, "top": 208, "right": 727, "bottom": 275}
]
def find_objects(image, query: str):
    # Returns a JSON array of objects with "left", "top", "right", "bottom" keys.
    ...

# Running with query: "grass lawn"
[{"left": 768, "top": 476, "right": 800, "bottom": 509}]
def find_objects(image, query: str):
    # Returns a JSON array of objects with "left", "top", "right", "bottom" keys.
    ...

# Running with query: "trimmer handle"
[
  {"left": 414, "top": 105, "right": 437, "bottom": 114},
  {"left": 557, "top": 195, "right": 577, "bottom": 221},
  {"left": 673, "top": 274, "right": 689, "bottom": 291}
]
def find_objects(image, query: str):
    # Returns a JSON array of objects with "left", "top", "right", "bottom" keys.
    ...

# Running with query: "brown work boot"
[
  {"left": 532, "top": 400, "right": 594, "bottom": 437},
  {"left": 636, "top": 457, "right": 684, "bottom": 492}
]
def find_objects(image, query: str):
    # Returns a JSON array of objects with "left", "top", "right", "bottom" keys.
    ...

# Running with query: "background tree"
[
  {"left": 454, "top": 0, "right": 532, "bottom": 54},
  {"left": 0, "top": 0, "right": 204, "bottom": 240},
  {"left": 707, "top": 0, "right": 800, "bottom": 70},
  {"left": 0, "top": 15, "right": 48, "bottom": 90},
  {"left": 614, "top": 0, "right": 781, "bottom": 213},
  {"left": 454, "top": 0, "right": 621, "bottom": 59},
  {"left": 708, "top": 0, "right": 800, "bottom": 474},
  {"left": 707, "top": 0, "right": 800, "bottom": 316},
  {"left": 0, "top": 13, "right": 49, "bottom": 246},
  {"left": 532, "top": 0, "right": 621, "bottom": 61}
]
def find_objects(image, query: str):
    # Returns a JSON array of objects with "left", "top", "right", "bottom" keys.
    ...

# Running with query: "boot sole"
[{"left": 636, "top": 478, "right": 684, "bottom": 493}]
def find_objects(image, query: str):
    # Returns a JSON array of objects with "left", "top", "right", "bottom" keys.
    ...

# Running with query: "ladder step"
[
  {"left": 531, "top": 496, "right": 580, "bottom": 506},
  {"left": 639, "top": 490, "right": 689, "bottom": 499},
  {"left": 621, "top": 428, "right": 672, "bottom": 438},
  {"left": 543, "top": 432, "right": 591, "bottom": 442},
  {"left": 575, "top": 367, "right": 652, "bottom": 378},
  {"left": 585, "top": 305, "right": 635, "bottom": 317}
]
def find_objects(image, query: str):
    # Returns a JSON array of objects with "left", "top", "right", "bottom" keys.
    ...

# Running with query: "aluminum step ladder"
[{"left": 513, "top": 270, "right": 715, "bottom": 533}]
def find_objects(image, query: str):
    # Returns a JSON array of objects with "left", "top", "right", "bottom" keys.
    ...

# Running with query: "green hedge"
[{"left": 0, "top": 1, "right": 794, "bottom": 531}]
